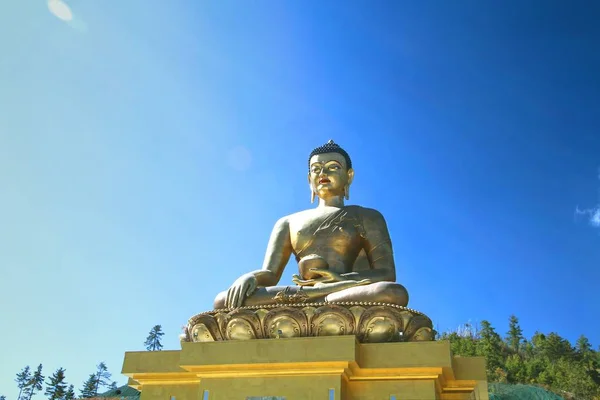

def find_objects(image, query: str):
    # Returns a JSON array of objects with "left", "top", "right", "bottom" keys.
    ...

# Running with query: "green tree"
[
  {"left": 64, "top": 385, "right": 75, "bottom": 400},
  {"left": 93, "top": 362, "right": 113, "bottom": 394},
  {"left": 1, "top": 395, "right": 6, "bottom": 400},
  {"left": 505, "top": 354, "right": 527, "bottom": 383},
  {"left": 15, "top": 365, "right": 31, "bottom": 400},
  {"left": 545, "top": 332, "right": 574, "bottom": 361},
  {"left": 44, "top": 368, "right": 67, "bottom": 400},
  {"left": 144, "top": 325, "right": 165, "bottom": 351},
  {"left": 25, "top": 364, "right": 44, "bottom": 400},
  {"left": 576, "top": 334, "right": 593, "bottom": 362},
  {"left": 442, "top": 317, "right": 600, "bottom": 398},
  {"left": 505, "top": 315, "right": 524, "bottom": 352},
  {"left": 79, "top": 374, "right": 98, "bottom": 398},
  {"left": 552, "top": 357, "right": 599, "bottom": 399},
  {"left": 109, "top": 381, "right": 118, "bottom": 390},
  {"left": 440, "top": 331, "right": 477, "bottom": 357},
  {"left": 476, "top": 320, "right": 505, "bottom": 380}
]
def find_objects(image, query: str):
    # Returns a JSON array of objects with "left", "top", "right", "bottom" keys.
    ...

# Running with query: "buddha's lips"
[{"left": 319, "top": 178, "right": 330, "bottom": 184}]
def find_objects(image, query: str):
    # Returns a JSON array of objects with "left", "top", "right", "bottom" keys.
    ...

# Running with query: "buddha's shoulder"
[
  {"left": 346, "top": 205, "right": 386, "bottom": 219},
  {"left": 283, "top": 206, "right": 386, "bottom": 220},
  {"left": 284, "top": 208, "right": 315, "bottom": 222}
]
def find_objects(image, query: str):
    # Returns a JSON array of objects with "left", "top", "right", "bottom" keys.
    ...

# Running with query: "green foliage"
[
  {"left": 79, "top": 374, "right": 98, "bottom": 398},
  {"left": 24, "top": 364, "right": 44, "bottom": 400},
  {"left": 15, "top": 365, "right": 31, "bottom": 400},
  {"left": 506, "top": 315, "right": 524, "bottom": 353},
  {"left": 442, "top": 316, "right": 600, "bottom": 400},
  {"left": 93, "top": 362, "right": 113, "bottom": 394},
  {"left": 1, "top": 395, "right": 6, "bottom": 400},
  {"left": 478, "top": 320, "right": 507, "bottom": 381},
  {"left": 144, "top": 325, "right": 165, "bottom": 351},
  {"left": 44, "top": 368, "right": 67, "bottom": 400},
  {"left": 64, "top": 385, "right": 75, "bottom": 400}
]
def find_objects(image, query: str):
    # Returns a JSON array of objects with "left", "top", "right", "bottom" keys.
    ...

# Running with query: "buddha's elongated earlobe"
[
  {"left": 311, "top": 191, "right": 316, "bottom": 203},
  {"left": 345, "top": 169, "right": 354, "bottom": 201}
]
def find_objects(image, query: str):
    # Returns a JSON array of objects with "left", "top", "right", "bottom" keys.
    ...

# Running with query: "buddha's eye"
[{"left": 311, "top": 167, "right": 322, "bottom": 174}]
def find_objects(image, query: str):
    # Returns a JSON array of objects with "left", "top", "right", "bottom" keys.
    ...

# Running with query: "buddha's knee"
[
  {"left": 372, "top": 281, "right": 409, "bottom": 306},
  {"left": 213, "top": 290, "right": 227, "bottom": 309}
]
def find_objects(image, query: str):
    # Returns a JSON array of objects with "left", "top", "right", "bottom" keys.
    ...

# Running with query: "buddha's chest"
[{"left": 289, "top": 208, "right": 365, "bottom": 255}]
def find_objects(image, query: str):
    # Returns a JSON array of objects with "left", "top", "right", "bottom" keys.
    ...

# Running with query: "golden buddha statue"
[{"left": 214, "top": 140, "right": 409, "bottom": 310}]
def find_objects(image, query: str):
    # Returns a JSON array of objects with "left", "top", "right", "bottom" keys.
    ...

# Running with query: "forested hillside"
[{"left": 439, "top": 316, "right": 600, "bottom": 400}]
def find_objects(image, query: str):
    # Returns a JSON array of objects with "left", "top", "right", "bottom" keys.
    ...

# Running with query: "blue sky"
[{"left": 1, "top": 0, "right": 599, "bottom": 397}]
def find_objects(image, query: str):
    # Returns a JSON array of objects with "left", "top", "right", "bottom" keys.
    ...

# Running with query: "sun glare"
[
  {"left": 47, "top": 0, "right": 73, "bottom": 22},
  {"left": 227, "top": 146, "right": 253, "bottom": 172}
]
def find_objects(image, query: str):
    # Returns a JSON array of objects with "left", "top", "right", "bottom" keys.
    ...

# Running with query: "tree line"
[
  {"left": 3, "top": 322, "right": 596, "bottom": 399},
  {"left": 0, "top": 325, "right": 164, "bottom": 400},
  {"left": 439, "top": 315, "right": 600, "bottom": 400},
  {"left": 9, "top": 362, "right": 116, "bottom": 400}
]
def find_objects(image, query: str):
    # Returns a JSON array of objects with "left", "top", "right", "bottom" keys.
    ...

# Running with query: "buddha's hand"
[
  {"left": 226, "top": 273, "right": 257, "bottom": 308},
  {"left": 292, "top": 268, "right": 371, "bottom": 287}
]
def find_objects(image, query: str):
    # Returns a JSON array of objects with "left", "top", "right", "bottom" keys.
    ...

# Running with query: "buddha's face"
[{"left": 308, "top": 152, "right": 354, "bottom": 200}]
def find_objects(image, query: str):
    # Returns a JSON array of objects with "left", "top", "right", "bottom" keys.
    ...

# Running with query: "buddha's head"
[{"left": 308, "top": 140, "right": 354, "bottom": 203}]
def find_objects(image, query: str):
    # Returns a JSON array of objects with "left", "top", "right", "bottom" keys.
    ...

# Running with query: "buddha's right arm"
[{"left": 250, "top": 217, "right": 293, "bottom": 287}]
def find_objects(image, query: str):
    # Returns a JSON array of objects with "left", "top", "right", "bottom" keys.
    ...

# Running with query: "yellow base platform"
[{"left": 122, "top": 336, "right": 488, "bottom": 400}]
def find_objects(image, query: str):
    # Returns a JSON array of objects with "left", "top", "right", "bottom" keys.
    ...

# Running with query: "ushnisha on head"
[{"left": 308, "top": 140, "right": 354, "bottom": 204}]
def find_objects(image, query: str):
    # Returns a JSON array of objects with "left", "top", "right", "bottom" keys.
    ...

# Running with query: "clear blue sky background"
[{"left": 1, "top": 1, "right": 599, "bottom": 398}]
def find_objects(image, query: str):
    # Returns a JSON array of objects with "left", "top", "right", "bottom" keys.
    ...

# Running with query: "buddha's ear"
[
  {"left": 347, "top": 168, "right": 355, "bottom": 185},
  {"left": 308, "top": 172, "right": 316, "bottom": 203}
]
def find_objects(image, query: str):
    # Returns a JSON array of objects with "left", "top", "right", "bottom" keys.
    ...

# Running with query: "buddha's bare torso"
[
  {"left": 213, "top": 204, "right": 408, "bottom": 309},
  {"left": 289, "top": 205, "right": 366, "bottom": 275}
]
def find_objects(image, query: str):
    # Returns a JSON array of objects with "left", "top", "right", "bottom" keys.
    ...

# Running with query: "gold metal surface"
[
  {"left": 185, "top": 302, "right": 433, "bottom": 343},
  {"left": 122, "top": 141, "right": 490, "bottom": 399},
  {"left": 122, "top": 337, "right": 489, "bottom": 400},
  {"left": 215, "top": 141, "right": 410, "bottom": 311}
]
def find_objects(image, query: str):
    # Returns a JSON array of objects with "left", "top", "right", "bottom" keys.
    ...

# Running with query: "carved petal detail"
[
  {"left": 310, "top": 305, "right": 355, "bottom": 336},
  {"left": 263, "top": 307, "right": 309, "bottom": 338},
  {"left": 189, "top": 315, "right": 223, "bottom": 342},
  {"left": 222, "top": 309, "right": 264, "bottom": 340},
  {"left": 186, "top": 302, "right": 433, "bottom": 344}
]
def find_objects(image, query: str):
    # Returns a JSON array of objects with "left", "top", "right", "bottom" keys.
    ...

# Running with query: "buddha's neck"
[{"left": 318, "top": 196, "right": 345, "bottom": 208}]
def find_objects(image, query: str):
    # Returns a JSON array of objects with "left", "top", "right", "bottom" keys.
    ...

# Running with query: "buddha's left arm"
[{"left": 341, "top": 208, "right": 396, "bottom": 282}]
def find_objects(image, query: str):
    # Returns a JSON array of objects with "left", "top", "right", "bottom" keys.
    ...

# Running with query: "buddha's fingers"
[
  {"left": 245, "top": 280, "right": 257, "bottom": 297},
  {"left": 232, "top": 286, "right": 242, "bottom": 308},
  {"left": 292, "top": 274, "right": 324, "bottom": 287},
  {"left": 225, "top": 288, "right": 233, "bottom": 309},
  {"left": 314, "top": 280, "right": 365, "bottom": 291}
]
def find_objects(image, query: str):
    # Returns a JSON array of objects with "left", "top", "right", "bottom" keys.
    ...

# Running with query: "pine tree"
[
  {"left": 544, "top": 332, "right": 574, "bottom": 361},
  {"left": 64, "top": 385, "right": 75, "bottom": 400},
  {"left": 1, "top": 395, "right": 6, "bottom": 400},
  {"left": 109, "top": 381, "right": 118, "bottom": 390},
  {"left": 505, "top": 353, "right": 526, "bottom": 383},
  {"left": 79, "top": 374, "right": 98, "bottom": 398},
  {"left": 144, "top": 325, "right": 165, "bottom": 351},
  {"left": 576, "top": 335, "right": 592, "bottom": 358},
  {"left": 506, "top": 315, "right": 524, "bottom": 352},
  {"left": 93, "top": 362, "right": 113, "bottom": 394},
  {"left": 476, "top": 320, "right": 505, "bottom": 381},
  {"left": 15, "top": 365, "right": 32, "bottom": 400},
  {"left": 25, "top": 364, "right": 44, "bottom": 400},
  {"left": 44, "top": 368, "right": 67, "bottom": 400},
  {"left": 443, "top": 317, "right": 600, "bottom": 398}
]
